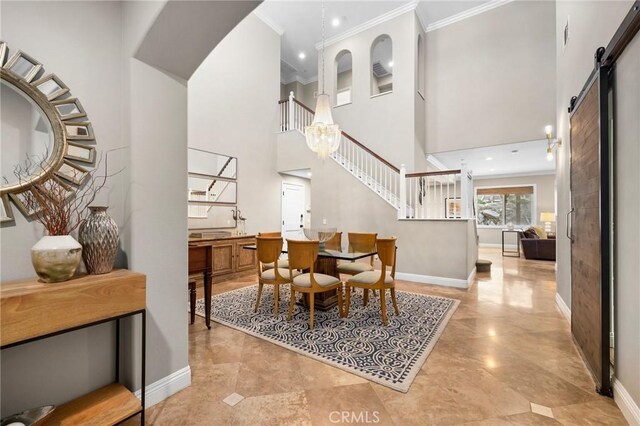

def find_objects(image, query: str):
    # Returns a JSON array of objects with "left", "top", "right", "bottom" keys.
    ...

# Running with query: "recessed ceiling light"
[
  {"left": 486, "top": 157, "right": 493, "bottom": 161},
  {"left": 388, "top": 61, "right": 394, "bottom": 67},
  {"left": 298, "top": 52, "right": 306, "bottom": 60},
  {"left": 307, "top": 171, "right": 312, "bottom": 177},
  {"left": 332, "top": 17, "right": 340, "bottom": 27},
  {"left": 490, "top": 168, "right": 495, "bottom": 172},
  {"left": 511, "top": 150, "right": 519, "bottom": 154}
]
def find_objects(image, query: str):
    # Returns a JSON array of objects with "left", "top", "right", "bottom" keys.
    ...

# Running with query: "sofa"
[{"left": 519, "top": 228, "right": 556, "bottom": 261}]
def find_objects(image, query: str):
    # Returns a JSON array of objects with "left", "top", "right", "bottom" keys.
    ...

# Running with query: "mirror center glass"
[{"left": 1, "top": 79, "right": 54, "bottom": 188}]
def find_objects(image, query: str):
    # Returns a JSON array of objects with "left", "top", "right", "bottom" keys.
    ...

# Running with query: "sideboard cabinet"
[{"left": 189, "top": 235, "right": 257, "bottom": 283}]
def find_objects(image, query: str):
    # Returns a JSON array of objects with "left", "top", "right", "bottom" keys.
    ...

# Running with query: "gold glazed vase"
[
  {"left": 78, "top": 206, "right": 119, "bottom": 274},
  {"left": 31, "top": 235, "right": 82, "bottom": 283}
]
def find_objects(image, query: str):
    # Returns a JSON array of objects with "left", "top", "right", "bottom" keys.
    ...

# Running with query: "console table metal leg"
[
  {"left": 140, "top": 310, "right": 146, "bottom": 425},
  {"left": 115, "top": 319, "right": 120, "bottom": 383}
]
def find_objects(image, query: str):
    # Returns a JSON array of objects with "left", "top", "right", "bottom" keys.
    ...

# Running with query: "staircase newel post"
[
  {"left": 398, "top": 164, "right": 406, "bottom": 220},
  {"left": 288, "top": 91, "right": 295, "bottom": 131},
  {"left": 460, "top": 163, "right": 470, "bottom": 219}
]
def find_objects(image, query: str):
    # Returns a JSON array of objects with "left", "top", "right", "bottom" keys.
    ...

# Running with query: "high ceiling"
[
  {"left": 431, "top": 139, "right": 556, "bottom": 178},
  {"left": 254, "top": 0, "right": 490, "bottom": 84}
]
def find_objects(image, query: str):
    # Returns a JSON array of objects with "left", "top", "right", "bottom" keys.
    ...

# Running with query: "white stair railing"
[{"left": 278, "top": 94, "right": 474, "bottom": 220}]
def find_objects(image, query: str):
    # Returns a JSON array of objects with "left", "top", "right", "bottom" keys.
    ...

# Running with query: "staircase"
[{"left": 278, "top": 93, "right": 475, "bottom": 221}]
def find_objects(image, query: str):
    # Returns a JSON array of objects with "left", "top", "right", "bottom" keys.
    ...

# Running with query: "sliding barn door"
[{"left": 569, "top": 68, "right": 611, "bottom": 395}]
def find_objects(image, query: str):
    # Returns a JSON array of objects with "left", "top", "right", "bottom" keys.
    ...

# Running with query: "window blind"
[{"left": 476, "top": 186, "right": 534, "bottom": 196}]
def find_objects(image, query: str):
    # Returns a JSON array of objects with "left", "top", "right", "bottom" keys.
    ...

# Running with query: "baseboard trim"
[
  {"left": 555, "top": 293, "right": 571, "bottom": 325},
  {"left": 613, "top": 379, "right": 640, "bottom": 426},
  {"left": 479, "top": 243, "right": 517, "bottom": 249},
  {"left": 134, "top": 365, "right": 191, "bottom": 408},
  {"left": 396, "top": 268, "right": 475, "bottom": 289}
]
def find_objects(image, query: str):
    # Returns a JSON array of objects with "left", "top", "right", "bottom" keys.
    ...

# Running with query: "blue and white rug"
[{"left": 195, "top": 285, "right": 459, "bottom": 392}]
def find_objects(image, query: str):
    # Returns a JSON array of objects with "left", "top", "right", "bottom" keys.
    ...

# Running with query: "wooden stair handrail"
[
  {"left": 405, "top": 169, "right": 462, "bottom": 178},
  {"left": 283, "top": 98, "right": 463, "bottom": 178}
]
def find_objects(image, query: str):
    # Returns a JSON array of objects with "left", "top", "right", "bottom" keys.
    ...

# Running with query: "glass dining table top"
[{"left": 243, "top": 244, "right": 376, "bottom": 261}]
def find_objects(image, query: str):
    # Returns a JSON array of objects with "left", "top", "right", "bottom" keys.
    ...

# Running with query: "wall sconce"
[{"left": 545, "top": 125, "right": 562, "bottom": 161}]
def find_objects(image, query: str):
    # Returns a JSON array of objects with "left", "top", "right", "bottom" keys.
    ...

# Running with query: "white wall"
[
  {"left": 554, "top": 0, "right": 638, "bottom": 417},
  {"left": 613, "top": 23, "right": 640, "bottom": 420},
  {"left": 189, "top": 14, "right": 281, "bottom": 236},
  {"left": 474, "top": 174, "right": 556, "bottom": 245},
  {"left": 425, "top": 1, "right": 556, "bottom": 154},
  {"left": 321, "top": 11, "right": 421, "bottom": 171},
  {"left": 0, "top": 1, "right": 126, "bottom": 415},
  {"left": 281, "top": 80, "right": 317, "bottom": 108}
]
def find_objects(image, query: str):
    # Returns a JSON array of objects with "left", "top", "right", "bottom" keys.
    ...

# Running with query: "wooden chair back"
[
  {"left": 348, "top": 232, "right": 377, "bottom": 264},
  {"left": 325, "top": 232, "right": 342, "bottom": 251},
  {"left": 258, "top": 231, "right": 281, "bottom": 237},
  {"left": 376, "top": 237, "right": 397, "bottom": 277},
  {"left": 286, "top": 239, "right": 318, "bottom": 272},
  {"left": 256, "top": 236, "right": 283, "bottom": 266}
]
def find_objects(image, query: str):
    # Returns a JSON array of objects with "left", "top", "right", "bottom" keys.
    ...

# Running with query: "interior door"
[
  {"left": 569, "top": 68, "right": 611, "bottom": 395},
  {"left": 281, "top": 182, "right": 305, "bottom": 240}
]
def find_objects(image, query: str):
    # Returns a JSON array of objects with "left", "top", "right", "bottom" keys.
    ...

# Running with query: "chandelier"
[{"left": 305, "top": 0, "right": 341, "bottom": 159}]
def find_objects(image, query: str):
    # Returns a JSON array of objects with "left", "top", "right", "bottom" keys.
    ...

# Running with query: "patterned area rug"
[{"left": 195, "top": 285, "right": 459, "bottom": 392}]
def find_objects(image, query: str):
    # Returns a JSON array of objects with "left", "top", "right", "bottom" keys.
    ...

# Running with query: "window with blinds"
[{"left": 476, "top": 185, "right": 534, "bottom": 227}]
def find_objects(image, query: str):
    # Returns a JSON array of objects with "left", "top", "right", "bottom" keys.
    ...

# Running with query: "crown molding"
[
  {"left": 473, "top": 169, "right": 556, "bottom": 180},
  {"left": 426, "top": 0, "right": 515, "bottom": 33},
  {"left": 314, "top": 1, "right": 419, "bottom": 50},
  {"left": 281, "top": 74, "right": 318, "bottom": 86},
  {"left": 253, "top": 8, "right": 284, "bottom": 36}
]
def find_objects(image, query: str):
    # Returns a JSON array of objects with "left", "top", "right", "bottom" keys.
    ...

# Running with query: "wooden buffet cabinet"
[{"left": 188, "top": 235, "right": 257, "bottom": 283}]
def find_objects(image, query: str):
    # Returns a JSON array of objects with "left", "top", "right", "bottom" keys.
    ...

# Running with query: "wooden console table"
[{"left": 1, "top": 270, "right": 147, "bottom": 425}]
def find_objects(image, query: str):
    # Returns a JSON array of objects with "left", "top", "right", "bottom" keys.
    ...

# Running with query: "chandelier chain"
[{"left": 321, "top": 0, "right": 325, "bottom": 94}]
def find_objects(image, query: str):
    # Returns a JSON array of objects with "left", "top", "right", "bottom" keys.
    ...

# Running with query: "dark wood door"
[{"left": 569, "top": 71, "right": 611, "bottom": 395}]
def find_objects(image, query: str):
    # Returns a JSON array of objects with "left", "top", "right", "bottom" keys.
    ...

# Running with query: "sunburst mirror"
[{"left": 0, "top": 42, "right": 97, "bottom": 224}]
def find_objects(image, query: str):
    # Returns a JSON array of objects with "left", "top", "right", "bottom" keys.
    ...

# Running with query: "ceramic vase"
[
  {"left": 78, "top": 206, "right": 119, "bottom": 274},
  {"left": 31, "top": 235, "right": 82, "bottom": 283}
]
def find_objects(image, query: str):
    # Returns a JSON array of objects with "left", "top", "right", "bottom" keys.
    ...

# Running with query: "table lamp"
[{"left": 540, "top": 212, "right": 555, "bottom": 234}]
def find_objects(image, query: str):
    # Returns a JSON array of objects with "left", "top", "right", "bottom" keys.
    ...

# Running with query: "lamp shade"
[{"left": 540, "top": 212, "right": 555, "bottom": 222}]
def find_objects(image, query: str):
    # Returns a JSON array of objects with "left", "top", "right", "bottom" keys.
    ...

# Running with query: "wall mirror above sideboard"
[{"left": 187, "top": 148, "right": 238, "bottom": 230}]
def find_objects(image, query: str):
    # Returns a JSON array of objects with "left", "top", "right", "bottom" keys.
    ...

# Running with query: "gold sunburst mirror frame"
[{"left": 0, "top": 42, "right": 97, "bottom": 224}]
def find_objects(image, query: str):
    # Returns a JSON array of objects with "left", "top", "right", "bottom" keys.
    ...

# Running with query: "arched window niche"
[
  {"left": 371, "top": 34, "right": 393, "bottom": 97},
  {"left": 417, "top": 34, "right": 425, "bottom": 98},
  {"left": 334, "top": 50, "right": 352, "bottom": 106}
]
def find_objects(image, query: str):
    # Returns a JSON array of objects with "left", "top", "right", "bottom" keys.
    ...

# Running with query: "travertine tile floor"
[{"left": 133, "top": 248, "right": 628, "bottom": 425}]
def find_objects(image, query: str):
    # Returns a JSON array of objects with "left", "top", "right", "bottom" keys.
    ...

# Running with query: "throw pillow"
[
  {"left": 532, "top": 226, "right": 548, "bottom": 239},
  {"left": 523, "top": 228, "right": 539, "bottom": 239}
]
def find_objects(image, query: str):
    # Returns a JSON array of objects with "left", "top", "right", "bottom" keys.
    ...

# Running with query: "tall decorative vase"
[
  {"left": 78, "top": 206, "right": 119, "bottom": 274},
  {"left": 31, "top": 235, "right": 82, "bottom": 283}
]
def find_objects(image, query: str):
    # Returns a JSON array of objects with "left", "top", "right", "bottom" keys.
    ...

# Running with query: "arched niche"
[
  {"left": 335, "top": 50, "right": 352, "bottom": 106},
  {"left": 371, "top": 35, "right": 393, "bottom": 96}
]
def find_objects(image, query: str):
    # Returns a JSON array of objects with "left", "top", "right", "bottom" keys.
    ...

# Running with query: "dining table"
[{"left": 243, "top": 243, "right": 377, "bottom": 311}]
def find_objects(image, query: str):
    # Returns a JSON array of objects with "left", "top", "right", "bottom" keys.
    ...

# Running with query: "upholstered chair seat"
[
  {"left": 261, "top": 268, "right": 300, "bottom": 280},
  {"left": 293, "top": 273, "right": 340, "bottom": 288},
  {"left": 262, "top": 259, "right": 289, "bottom": 270},
  {"left": 348, "top": 270, "right": 393, "bottom": 285},
  {"left": 337, "top": 262, "right": 374, "bottom": 275}
]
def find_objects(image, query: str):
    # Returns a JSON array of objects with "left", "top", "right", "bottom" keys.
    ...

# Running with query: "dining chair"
[
  {"left": 345, "top": 237, "right": 399, "bottom": 326},
  {"left": 256, "top": 236, "right": 300, "bottom": 317},
  {"left": 287, "top": 239, "right": 344, "bottom": 329},
  {"left": 336, "top": 232, "right": 377, "bottom": 276},
  {"left": 258, "top": 231, "right": 289, "bottom": 269},
  {"left": 324, "top": 231, "right": 342, "bottom": 251}
]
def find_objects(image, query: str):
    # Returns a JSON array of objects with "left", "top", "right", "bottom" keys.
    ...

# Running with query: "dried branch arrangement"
[{"left": 13, "top": 150, "right": 121, "bottom": 235}]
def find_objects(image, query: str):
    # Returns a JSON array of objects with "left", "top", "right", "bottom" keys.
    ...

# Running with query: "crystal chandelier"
[{"left": 305, "top": 0, "right": 341, "bottom": 159}]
